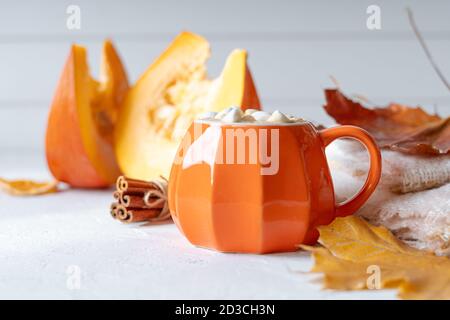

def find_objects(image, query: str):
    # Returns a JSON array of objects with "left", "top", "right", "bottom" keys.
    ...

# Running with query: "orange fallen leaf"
[
  {"left": 302, "top": 216, "right": 450, "bottom": 300},
  {"left": 0, "top": 178, "right": 59, "bottom": 196},
  {"left": 323, "top": 89, "right": 450, "bottom": 155}
]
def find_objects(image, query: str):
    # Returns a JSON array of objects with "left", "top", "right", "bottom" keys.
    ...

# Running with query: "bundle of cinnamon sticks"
[{"left": 110, "top": 176, "right": 171, "bottom": 223}]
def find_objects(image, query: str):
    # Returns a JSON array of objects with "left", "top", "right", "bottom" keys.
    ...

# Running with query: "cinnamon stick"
[
  {"left": 110, "top": 202, "right": 119, "bottom": 219},
  {"left": 110, "top": 176, "right": 171, "bottom": 223},
  {"left": 116, "top": 190, "right": 165, "bottom": 209},
  {"left": 115, "top": 204, "right": 160, "bottom": 223},
  {"left": 116, "top": 176, "right": 156, "bottom": 192}
]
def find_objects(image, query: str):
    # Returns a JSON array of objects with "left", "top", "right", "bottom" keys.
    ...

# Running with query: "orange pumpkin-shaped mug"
[{"left": 168, "top": 116, "right": 381, "bottom": 253}]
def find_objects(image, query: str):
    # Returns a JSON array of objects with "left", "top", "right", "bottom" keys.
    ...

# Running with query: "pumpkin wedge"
[
  {"left": 115, "top": 32, "right": 261, "bottom": 180},
  {"left": 46, "top": 40, "right": 128, "bottom": 188}
]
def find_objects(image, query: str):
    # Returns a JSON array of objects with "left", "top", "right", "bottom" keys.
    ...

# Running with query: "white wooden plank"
[
  {"left": 0, "top": 0, "right": 449, "bottom": 39},
  {"left": 0, "top": 105, "right": 48, "bottom": 150},
  {"left": 1, "top": 1, "right": 450, "bottom": 151},
  {"left": 1, "top": 40, "right": 450, "bottom": 103}
]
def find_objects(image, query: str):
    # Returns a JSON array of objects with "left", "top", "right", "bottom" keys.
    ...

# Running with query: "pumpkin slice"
[
  {"left": 46, "top": 40, "right": 129, "bottom": 188},
  {"left": 115, "top": 32, "right": 261, "bottom": 180}
]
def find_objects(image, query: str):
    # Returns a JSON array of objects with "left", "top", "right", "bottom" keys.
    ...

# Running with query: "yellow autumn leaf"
[
  {"left": 0, "top": 177, "right": 59, "bottom": 196},
  {"left": 302, "top": 216, "right": 450, "bottom": 300}
]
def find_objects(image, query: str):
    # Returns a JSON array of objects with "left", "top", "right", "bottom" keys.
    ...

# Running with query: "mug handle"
[{"left": 319, "top": 125, "right": 382, "bottom": 217}]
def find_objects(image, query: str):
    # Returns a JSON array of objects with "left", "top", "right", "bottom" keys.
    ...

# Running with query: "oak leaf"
[
  {"left": 0, "top": 178, "right": 59, "bottom": 196},
  {"left": 302, "top": 216, "right": 450, "bottom": 300},
  {"left": 323, "top": 89, "right": 450, "bottom": 155}
]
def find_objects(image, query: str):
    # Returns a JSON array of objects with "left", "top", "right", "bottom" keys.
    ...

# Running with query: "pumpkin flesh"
[
  {"left": 46, "top": 41, "right": 128, "bottom": 187},
  {"left": 115, "top": 32, "right": 261, "bottom": 180}
]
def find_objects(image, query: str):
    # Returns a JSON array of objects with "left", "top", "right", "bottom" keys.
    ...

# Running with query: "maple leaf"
[
  {"left": 302, "top": 216, "right": 450, "bottom": 300},
  {"left": 0, "top": 178, "right": 59, "bottom": 196},
  {"left": 323, "top": 89, "right": 450, "bottom": 155}
]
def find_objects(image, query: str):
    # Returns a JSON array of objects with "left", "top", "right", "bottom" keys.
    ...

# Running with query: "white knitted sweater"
[{"left": 326, "top": 140, "right": 450, "bottom": 256}]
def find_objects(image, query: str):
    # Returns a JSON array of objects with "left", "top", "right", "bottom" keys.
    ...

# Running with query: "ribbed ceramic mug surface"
[{"left": 168, "top": 120, "right": 381, "bottom": 253}]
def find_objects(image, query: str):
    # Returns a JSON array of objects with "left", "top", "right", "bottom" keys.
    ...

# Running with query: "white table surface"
[{"left": 0, "top": 151, "right": 396, "bottom": 299}]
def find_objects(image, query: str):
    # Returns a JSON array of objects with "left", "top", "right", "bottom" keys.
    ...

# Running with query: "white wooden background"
[{"left": 1, "top": 0, "right": 450, "bottom": 151}]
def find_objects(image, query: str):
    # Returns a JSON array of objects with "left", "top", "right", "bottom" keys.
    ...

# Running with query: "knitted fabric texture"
[{"left": 326, "top": 140, "right": 450, "bottom": 256}]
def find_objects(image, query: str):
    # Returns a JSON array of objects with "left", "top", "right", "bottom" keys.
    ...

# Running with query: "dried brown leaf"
[
  {"left": 323, "top": 89, "right": 450, "bottom": 155},
  {"left": 302, "top": 216, "right": 450, "bottom": 300},
  {"left": 0, "top": 178, "right": 59, "bottom": 196}
]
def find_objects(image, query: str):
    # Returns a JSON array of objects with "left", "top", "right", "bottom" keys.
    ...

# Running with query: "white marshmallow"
[
  {"left": 221, "top": 108, "right": 243, "bottom": 123},
  {"left": 290, "top": 116, "right": 305, "bottom": 122},
  {"left": 240, "top": 114, "right": 256, "bottom": 122},
  {"left": 197, "top": 107, "right": 304, "bottom": 124},
  {"left": 244, "top": 108, "right": 259, "bottom": 115},
  {"left": 267, "top": 110, "right": 291, "bottom": 123},
  {"left": 215, "top": 106, "right": 238, "bottom": 120},
  {"left": 251, "top": 111, "right": 272, "bottom": 121}
]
